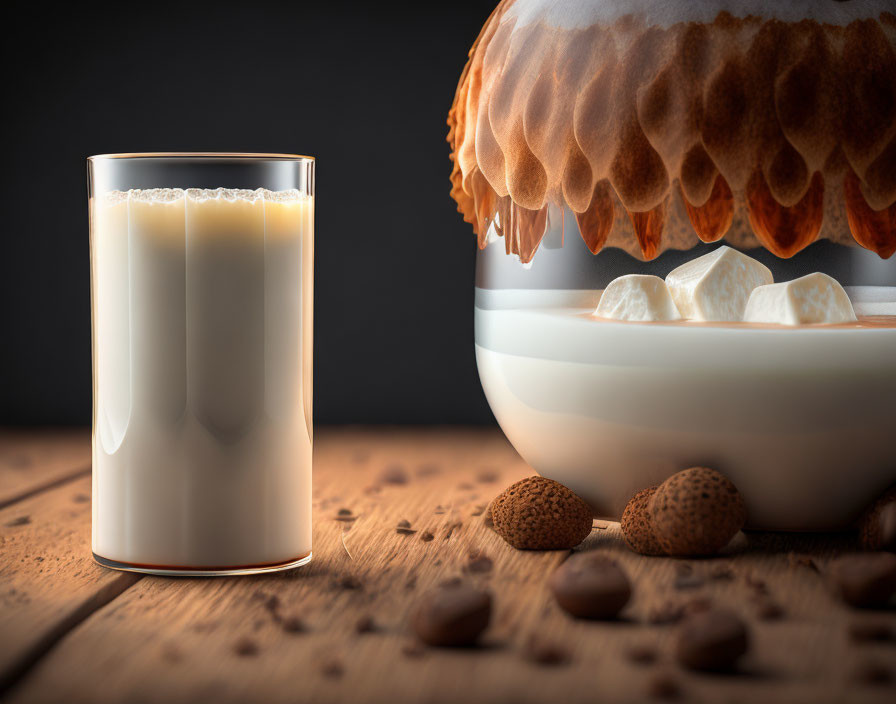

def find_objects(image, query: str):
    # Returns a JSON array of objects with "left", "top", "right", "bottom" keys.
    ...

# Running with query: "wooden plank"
[
  {"left": 5, "top": 429, "right": 896, "bottom": 704},
  {"left": 0, "top": 429, "right": 91, "bottom": 508},
  {"left": 0, "top": 475, "right": 140, "bottom": 694}
]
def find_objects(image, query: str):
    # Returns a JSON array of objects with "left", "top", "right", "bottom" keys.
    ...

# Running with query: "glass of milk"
[{"left": 88, "top": 153, "right": 314, "bottom": 575}]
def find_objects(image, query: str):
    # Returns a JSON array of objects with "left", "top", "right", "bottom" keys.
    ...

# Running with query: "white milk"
[
  {"left": 475, "top": 288, "right": 896, "bottom": 530},
  {"left": 91, "top": 188, "right": 312, "bottom": 569}
]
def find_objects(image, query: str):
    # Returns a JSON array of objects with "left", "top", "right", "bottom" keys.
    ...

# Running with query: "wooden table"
[{"left": 1, "top": 428, "right": 893, "bottom": 704}]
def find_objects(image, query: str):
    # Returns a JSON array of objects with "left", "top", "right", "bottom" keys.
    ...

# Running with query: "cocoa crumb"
[
  {"left": 476, "top": 469, "right": 499, "bottom": 483},
  {"left": 420, "top": 531, "right": 435, "bottom": 542},
  {"left": 321, "top": 659, "right": 344, "bottom": 678},
  {"left": 282, "top": 616, "right": 306, "bottom": 634},
  {"left": 852, "top": 660, "right": 892, "bottom": 686},
  {"left": 355, "top": 615, "right": 376, "bottom": 634},
  {"left": 745, "top": 573, "right": 768, "bottom": 594},
  {"left": 72, "top": 493, "right": 90, "bottom": 503},
  {"left": 465, "top": 550, "right": 493, "bottom": 574},
  {"left": 335, "top": 508, "right": 356, "bottom": 522},
  {"left": 848, "top": 620, "right": 893, "bottom": 643},
  {"left": 233, "top": 638, "right": 259, "bottom": 657},
  {"left": 627, "top": 643, "right": 658, "bottom": 665},
  {"left": 380, "top": 464, "right": 409, "bottom": 485},
  {"left": 396, "top": 519, "right": 417, "bottom": 535},
  {"left": 5, "top": 515, "right": 30, "bottom": 527},
  {"left": 336, "top": 575, "right": 363, "bottom": 591},
  {"left": 754, "top": 599, "right": 785, "bottom": 621},
  {"left": 647, "top": 673, "right": 681, "bottom": 699},
  {"left": 457, "top": 482, "right": 474, "bottom": 491},
  {"left": 524, "top": 635, "right": 571, "bottom": 665}
]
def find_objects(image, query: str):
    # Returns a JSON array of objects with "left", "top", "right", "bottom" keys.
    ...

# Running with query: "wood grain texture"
[
  {"left": 2, "top": 428, "right": 895, "bottom": 704},
  {"left": 0, "top": 475, "right": 139, "bottom": 693},
  {"left": 0, "top": 429, "right": 90, "bottom": 508}
]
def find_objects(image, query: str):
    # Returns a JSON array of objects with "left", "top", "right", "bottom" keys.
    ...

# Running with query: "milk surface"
[{"left": 91, "top": 188, "right": 312, "bottom": 568}]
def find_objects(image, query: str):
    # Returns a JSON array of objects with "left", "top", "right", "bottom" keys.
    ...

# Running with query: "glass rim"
[{"left": 88, "top": 152, "right": 314, "bottom": 162}]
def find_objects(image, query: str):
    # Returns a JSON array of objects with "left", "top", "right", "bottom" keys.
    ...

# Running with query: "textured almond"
[
  {"left": 649, "top": 467, "right": 746, "bottom": 556},
  {"left": 620, "top": 486, "right": 666, "bottom": 556},
  {"left": 491, "top": 476, "right": 593, "bottom": 550}
]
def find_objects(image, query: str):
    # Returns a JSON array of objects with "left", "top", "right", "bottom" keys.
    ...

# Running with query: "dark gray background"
[{"left": 1, "top": 0, "right": 498, "bottom": 425}]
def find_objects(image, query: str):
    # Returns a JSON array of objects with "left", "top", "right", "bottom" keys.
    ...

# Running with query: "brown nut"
[
  {"left": 549, "top": 552, "right": 631, "bottom": 620},
  {"left": 649, "top": 467, "right": 746, "bottom": 556},
  {"left": 828, "top": 553, "right": 896, "bottom": 609},
  {"left": 491, "top": 476, "right": 593, "bottom": 550},
  {"left": 675, "top": 608, "right": 749, "bottom": 671},
  {"left": 621, "top": 485, "right": 666, "bottom": 556},
  {"left": 411, "top": 581, "right": 492, "bottom": 647}
]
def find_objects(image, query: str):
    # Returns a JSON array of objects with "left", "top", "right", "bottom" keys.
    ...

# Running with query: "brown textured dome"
[
  {"left": 448, "top": 0, "right": 896, "bottom": 262},
  {"left": 491, "top": 476, "right": 593, "bottom": 549}
]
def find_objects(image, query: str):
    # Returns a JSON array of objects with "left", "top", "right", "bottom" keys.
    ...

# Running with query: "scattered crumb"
[
  {"left": 420, "top": 531, "right": 435, "bottom": 543},
  {"left": 321, "top": 658, "right": 344, "bottom": 679},
  {"left": 457, "top": 482, "right": 474, "bottom": 491},
  {"left": 848, "top": 620, "right": 893, "bottom": 643},
  {"left": 72, "top": 493, "right": 90, "bottom": 504},
  {"left": 5, "top": 516, "right": 31, "bottom": 527},
  {"left": 627, "top": 643, "right": 658, "bottom": 665},
  {"left": 745, "top": 573, "right": 768, "bottom": 594},
  {"left": 465, "top": 550, "right": 493, "bottom": 574},
  {"left": 755, "top": 599, "right": 785, "bottom": 621},
  {"left": 233, "top": 638, "right": 259, "bottom": 657},
  {"left": 282, "top": 616, "right": 306, "bottom": 634},
  {"left": 476, "top": 469, "right": 499, "bottom": 483},
  {"left": 396, "top": 519, "right": 417, "bottom": 535},
  {"left": 355, "top": 615, "right": 376, "bottom": 634},
  {"left": 852, "top": 660, "right": 892, "bottom": 686},
  {"left": 380, "top": 464, "right": 409, "bottom": 485},
  {"left": 335, "top": 575, "right": 363, "bottom": 591},
  {"left": 648, "top": 672, "right": 681, "bottom": 699},
  {"left": 524, "top": 635, "right": 571, "bottom": 665}
]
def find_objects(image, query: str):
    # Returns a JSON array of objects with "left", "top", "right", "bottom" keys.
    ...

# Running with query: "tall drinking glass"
[{"left": 88, "top": 153, "right": 314, "bottom": 575}]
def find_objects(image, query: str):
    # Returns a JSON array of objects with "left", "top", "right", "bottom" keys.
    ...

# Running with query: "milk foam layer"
[{"left": 91, "top": 188, "right": 313, "bottom": 568}]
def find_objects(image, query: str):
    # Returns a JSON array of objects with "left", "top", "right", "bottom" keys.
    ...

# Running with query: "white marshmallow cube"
[
  {"left": 743, "top": 272, "right": 858, "bottom": 325},
  {"left": 595, "top": 274, "right": 682, "bottom": 322},
  {"left": 665, "top": 245, "right": 773, "bottom": 321}
]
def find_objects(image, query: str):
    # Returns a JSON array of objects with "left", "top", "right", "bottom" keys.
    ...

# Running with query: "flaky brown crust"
[{"left": 448, "top": 2, "right": 896, "bottom": 262}]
